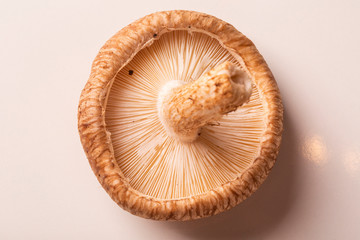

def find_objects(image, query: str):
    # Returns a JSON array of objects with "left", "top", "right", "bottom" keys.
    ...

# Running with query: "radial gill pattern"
[{"left": 105, "top": 30, "right": 266, "bottom": 200}]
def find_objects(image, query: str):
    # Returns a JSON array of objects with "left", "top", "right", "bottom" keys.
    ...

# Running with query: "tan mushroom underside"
[
  {"left": 106, "top": 32, "right": 260, "bottom": 200},
  {"left": 78, "top": 10, "right": 283, "bottom": 221}
]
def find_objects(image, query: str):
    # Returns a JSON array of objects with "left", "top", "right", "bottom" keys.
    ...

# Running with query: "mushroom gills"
[{"left": 105, "top": 30, "right": 266, "bottom": 199}]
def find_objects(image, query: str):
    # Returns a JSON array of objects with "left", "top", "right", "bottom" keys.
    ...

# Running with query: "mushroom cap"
[{"left": 78, "top": 10, "right": 283, "bottom": 221}]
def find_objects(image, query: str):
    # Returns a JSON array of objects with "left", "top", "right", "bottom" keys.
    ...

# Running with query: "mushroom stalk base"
[{"left": 158, "top": 61, "right": 252, "bottom": 143}]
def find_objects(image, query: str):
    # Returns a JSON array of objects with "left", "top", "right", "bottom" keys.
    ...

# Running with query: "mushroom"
[{"left": 78, "top": 10, "right": 283, "bottom": 221}]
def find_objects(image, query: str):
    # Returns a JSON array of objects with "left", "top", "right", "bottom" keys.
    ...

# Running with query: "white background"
[{"left": 1, "top": 0, "right": 360, "bottom": 239}]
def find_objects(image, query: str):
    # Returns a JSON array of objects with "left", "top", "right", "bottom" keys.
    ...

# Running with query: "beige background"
[{"left": 1, "top": 0, "right": 360, "bottom": 239}]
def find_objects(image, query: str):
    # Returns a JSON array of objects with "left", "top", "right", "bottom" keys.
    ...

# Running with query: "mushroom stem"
[{"left": 158, "top": 61, "right": 252, "bottom": 143}]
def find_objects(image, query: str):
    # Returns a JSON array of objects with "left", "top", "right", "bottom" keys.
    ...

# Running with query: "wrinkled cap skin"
[{"left": 78, "top": 10, "right": 283, "bottom": 221}]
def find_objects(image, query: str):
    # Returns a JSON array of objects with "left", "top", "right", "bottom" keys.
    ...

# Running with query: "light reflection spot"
[
  {"left": 302, "top": 135, "right": 327, "bottom": 165},
  {"left": 344, "top": 149, "right": 360, "bottom": 176}
]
